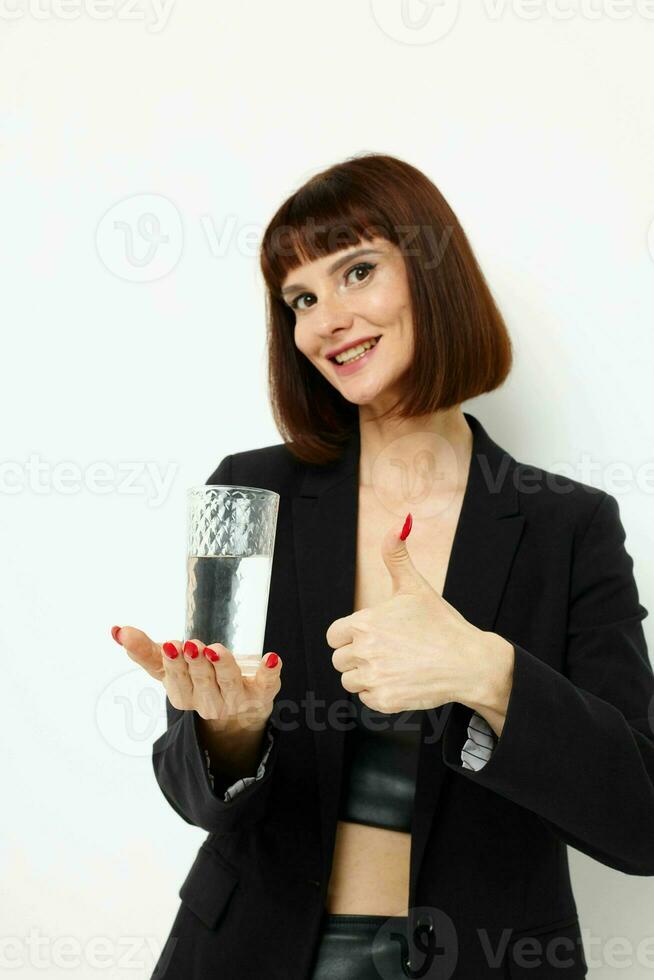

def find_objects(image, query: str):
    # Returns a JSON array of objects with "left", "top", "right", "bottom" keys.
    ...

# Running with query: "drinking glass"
[{"left": 185, "top": 484, "right": 280, "bottom": 677}]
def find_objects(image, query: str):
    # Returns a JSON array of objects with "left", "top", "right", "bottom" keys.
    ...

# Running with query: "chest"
[{"left": 352, "top": 486, "right": 465, "bottom": 612}]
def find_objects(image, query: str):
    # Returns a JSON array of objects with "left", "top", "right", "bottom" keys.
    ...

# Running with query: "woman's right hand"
[{"left": 110, "top": 625, "right": 282, "bottom": 733}]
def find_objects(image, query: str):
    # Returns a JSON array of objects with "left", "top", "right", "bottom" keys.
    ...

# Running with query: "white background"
[{"left": 1, "top": 1, "right": 653, "bottom": 976}]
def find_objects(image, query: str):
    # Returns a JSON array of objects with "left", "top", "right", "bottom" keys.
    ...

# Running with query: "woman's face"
[{"left": 280, "top": 236, "right": 415, "bottom": 412}]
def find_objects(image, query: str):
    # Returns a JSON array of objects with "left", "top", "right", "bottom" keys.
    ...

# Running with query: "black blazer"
[{"left": 151, "top": 411, "right": 654, "bottom": 980}]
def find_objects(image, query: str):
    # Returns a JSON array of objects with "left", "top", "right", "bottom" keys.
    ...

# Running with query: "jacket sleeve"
[
  {"left": 442, "top": 490, "right": 654, "bottom": 875},
  {"left": 205, "top": 722, "right": 275, "bottom": 800},
  {"left": 150, "top": 452, "right": 280, "bottom": 833},
  {"left": 152, "top": 700, "right": 280, "bottom": 833}
]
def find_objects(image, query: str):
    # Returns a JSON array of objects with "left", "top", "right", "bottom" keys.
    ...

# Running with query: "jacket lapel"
[
  {"left": 292, "top": 412, "right": 525, "bottom": 887},
  {"left": 292, "top": 429, "right": 361, "bottom": 868},
  {"left": 407, "top": 414, "right": 525, "bottom": 905}
]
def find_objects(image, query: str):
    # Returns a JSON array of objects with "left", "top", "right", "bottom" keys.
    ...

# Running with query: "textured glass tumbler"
[{"left": 185, "top": 485, "right": 280, "bottom": 677}]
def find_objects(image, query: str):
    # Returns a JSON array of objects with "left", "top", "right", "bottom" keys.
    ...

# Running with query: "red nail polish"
[
  {"left": 400, "top": 513, "right": 412, "bottom": 541},
  {"left": 183, "top": 640, "right": 199, "bottom": 659},
  {"left": 266, "top": 652, "right": 279, "bottom": 668},
  {"left": 111, "top": 625, "right": 123, "bottom": 645},
  {"left": 204, "top": 648, "right": 220, "bottom": 662},
  {"left": 163, "top": 642, "right": 178, "bottom": 659}
]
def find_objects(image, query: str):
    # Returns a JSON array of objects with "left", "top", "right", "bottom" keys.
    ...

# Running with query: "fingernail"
[
  {"left": 183, "top": 640, "right": 199, "bottom": 659},
  {"left": 111, "top": 625, "right": 123, "bottom": 646},
  {"left": 204, "top": 647, "right": 220, "bottom": 662},
  {"left": 399, "top": 512, "right": 412, "bottom": 541},
  {"left": 266, "top": 652, "right": 279, "bottom": 668},
  {"left": 163, "top": 642, "right": 178, "bottom": 659}
]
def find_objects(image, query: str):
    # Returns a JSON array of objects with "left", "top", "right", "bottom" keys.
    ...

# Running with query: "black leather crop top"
[{"left": 337, "top": 691, "right": 422, "bottom": 832}]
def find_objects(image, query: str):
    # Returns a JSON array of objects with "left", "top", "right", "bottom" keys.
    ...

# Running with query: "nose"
[
  {"left": 318, "top": 297, "right": 354, "bottom": 327},
  {"left": 314, "top": 306, "right": 357, "bottom": 353}
]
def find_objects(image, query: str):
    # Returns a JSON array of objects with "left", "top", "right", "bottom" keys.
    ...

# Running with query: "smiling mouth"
[{"left": 327, "top": 335, "right": 382, "bottom": 363}]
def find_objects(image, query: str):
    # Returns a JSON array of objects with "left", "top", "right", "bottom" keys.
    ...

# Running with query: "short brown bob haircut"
[{"left": 260, "top": 152, "right": 512, "bottom": 466}]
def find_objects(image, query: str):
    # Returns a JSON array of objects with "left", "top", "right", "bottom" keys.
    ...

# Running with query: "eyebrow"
[{"left": 280, "top": 247, "right": 384, "bottom": 296}]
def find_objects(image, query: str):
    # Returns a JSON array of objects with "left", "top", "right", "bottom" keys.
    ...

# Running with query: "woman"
[{"left": 111, "top": 154, "right": 654, "bottom": 979}]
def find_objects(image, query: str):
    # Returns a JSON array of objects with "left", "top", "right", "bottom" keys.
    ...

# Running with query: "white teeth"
[{"left": 334, "top": 337, "right": 379, "bottom": 364}]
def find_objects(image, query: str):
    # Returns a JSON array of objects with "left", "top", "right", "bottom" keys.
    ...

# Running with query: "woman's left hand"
[{"left": 326, "top": 516, "right": 491, "bottom": 713}]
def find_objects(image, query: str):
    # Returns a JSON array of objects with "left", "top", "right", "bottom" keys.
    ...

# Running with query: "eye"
[
  {"left": 288, "top": 261, "right": 377, "bottom": 312},
  {"left": 290, "top": 292, "right": 314, "bottom": 313},
  {"left": 344, "top": 260, "right": 376, "bottom": 286}
]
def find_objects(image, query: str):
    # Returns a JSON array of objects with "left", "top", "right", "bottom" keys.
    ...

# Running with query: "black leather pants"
[{"left": 309, "top": 912, "right": 415, "bottom": 979}]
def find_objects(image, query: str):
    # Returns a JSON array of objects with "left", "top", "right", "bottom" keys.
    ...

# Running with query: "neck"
[{"left": 357, "top": 406, "right": 473, "bottom": 493}]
